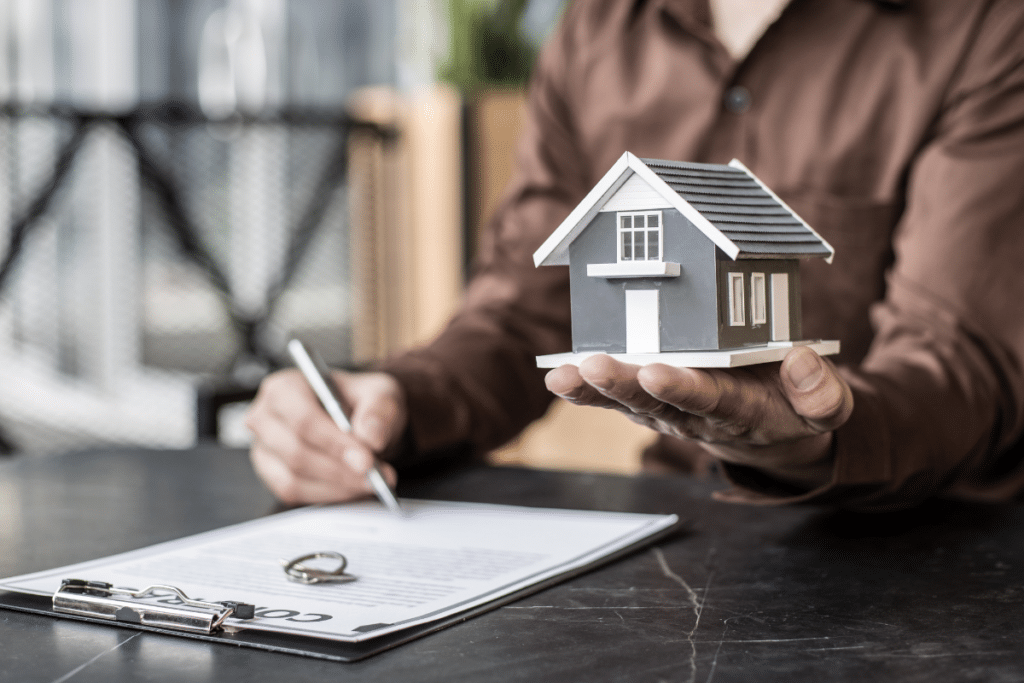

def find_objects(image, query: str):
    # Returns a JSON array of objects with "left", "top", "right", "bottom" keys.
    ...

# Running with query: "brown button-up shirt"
[{"left": 385, "top": 0, "right": 1024, "bottom": 510}]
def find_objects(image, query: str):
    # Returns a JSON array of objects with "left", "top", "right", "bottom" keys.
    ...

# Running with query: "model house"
[{"left": 533, "top": 153, "right": 838, "bottom": 368}]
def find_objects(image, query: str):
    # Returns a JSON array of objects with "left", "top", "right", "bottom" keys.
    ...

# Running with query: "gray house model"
[{"left": 533, "top": 153, "right": 839, "bottom": 368}]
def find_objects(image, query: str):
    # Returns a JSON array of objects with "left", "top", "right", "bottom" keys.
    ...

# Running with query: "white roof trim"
[
  {"left": 533, "top": 153, "right": 633, "bottom": 266},
  {"left": 727, "top": 159, "right": 835, "bottom": 264},
  {"left": 534, "top": 152, "right": 743, "bottom": 266}
]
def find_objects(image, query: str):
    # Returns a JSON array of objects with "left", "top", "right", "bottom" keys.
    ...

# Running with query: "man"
[{"left": 247, "top": 0, "right": 1024, "bottom": 510}]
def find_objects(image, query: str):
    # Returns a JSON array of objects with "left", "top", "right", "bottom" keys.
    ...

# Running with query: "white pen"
[{"left": 286, "top": 339, "right": 405, "bottom": 516}]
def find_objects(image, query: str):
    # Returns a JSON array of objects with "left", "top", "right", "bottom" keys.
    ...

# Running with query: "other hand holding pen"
[{"left": 246, "top": 368, "right": 408, "bottom": 505}]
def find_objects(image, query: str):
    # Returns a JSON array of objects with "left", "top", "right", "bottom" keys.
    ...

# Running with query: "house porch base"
[{"left": 536, "top": 340, "right": 840, "bottom": 369}]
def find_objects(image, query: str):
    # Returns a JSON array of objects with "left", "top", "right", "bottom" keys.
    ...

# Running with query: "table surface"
[{"left": 0, "top": 447, "right": 1022, "bottom": 683}]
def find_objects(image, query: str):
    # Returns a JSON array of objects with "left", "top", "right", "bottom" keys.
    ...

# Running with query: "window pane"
[
  {"left": 647, "top": 230, "right": 659, "bottom": 260},
  {"left": 751, "top": 273, "right": 766, "bottom": 324},
  {"left": 622, "top": 231, "right": 632, "bottom": 260},
  {"left": 621, "top": 215, "right": 631, "bottom": 230},
  {"left": 648, "top": 213, "right": 659, "bottom": 228},
  {"left": 729, "top": 273, "right": 745, "bottom": 326}
]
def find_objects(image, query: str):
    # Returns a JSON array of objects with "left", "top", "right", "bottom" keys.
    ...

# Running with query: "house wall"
[
  {"left": 568, "top": 209, "right": 718, "bottom": 353},
  {"left": 716, "top": 256, "right": 802, "bottom": 349}
]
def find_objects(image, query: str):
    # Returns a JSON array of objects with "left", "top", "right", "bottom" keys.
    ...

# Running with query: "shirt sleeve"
[
  {"left": 715, "top": 3, "right": 1024, "bottom": 509},
  {"left": 381, "top": 14, "right": 588, "bottom": 465}
]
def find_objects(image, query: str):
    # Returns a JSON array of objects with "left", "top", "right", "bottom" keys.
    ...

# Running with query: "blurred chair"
[
  {"left": 196, "top": 84, "right": 466, "bottom": 444},
  {"left": 0, "top": 0, "right": 407, "bottom": 454},
  {"left": 0, "top": 102, "right": 399, "bottom": 452}
]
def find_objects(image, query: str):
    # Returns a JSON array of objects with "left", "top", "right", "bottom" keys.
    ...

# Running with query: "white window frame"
[
  {"left": 728, "top": 272, "right": 745, "bottom": 326},
  {"left": 750, "top": 273, "right": 767, "bottom": 325},
  {"left": 617, "top": 211, "right": 663, "bottom": 263}
]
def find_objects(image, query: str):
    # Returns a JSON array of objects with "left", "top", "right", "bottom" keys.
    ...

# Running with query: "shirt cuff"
[
  {"left": 713, "top": 373, "right": 892, "bottom": 508},
  {"left": 376, "top": 351, "right": 476, "bottom": 468}
]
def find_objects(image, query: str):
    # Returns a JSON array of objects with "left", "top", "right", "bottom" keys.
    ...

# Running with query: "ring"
[{"left": 281, "top": 551, "right": 356, "bottom": 585}]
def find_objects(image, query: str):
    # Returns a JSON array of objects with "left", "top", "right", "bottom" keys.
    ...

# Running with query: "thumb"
[
  {"left": 341, "top": 372, "right": 408, "bottom": 455},
  {"left": 780, "top": 346, "right": 854, "bottom": 432}
]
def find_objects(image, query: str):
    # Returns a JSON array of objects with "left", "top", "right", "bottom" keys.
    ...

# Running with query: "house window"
[
  {"left": 618, "top": 212, "right": 662, "bottom": 262},
  {"left": 728, "top": 272, "right": 745, "bottom": 326},
  {"left": 751, "top": 273, "right": 767, "bottom": 325}
]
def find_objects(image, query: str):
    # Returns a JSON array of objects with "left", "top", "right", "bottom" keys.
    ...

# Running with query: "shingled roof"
[
  {"left": 534, "top": 152, "right": 834, "bottom": 267},
  {"left": 640, "top": 158, "right": 833, "bottom": 259}
]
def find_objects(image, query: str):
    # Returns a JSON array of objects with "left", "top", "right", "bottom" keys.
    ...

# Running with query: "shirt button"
[{"left": 724, "top": 86, "right": 752, "bottom": 114}]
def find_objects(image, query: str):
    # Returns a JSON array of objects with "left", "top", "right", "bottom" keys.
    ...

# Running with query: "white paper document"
[{"left": 0, "top": 500, "right": 678, "bottom": 643}]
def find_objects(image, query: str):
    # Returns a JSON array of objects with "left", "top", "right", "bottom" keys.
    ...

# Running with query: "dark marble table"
[{"left": 0, "top": 446, "right": 1022, "bottom": 682}]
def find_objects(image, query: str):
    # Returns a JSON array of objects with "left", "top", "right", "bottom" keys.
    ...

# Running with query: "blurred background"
[{"left": 0, "top": 0, "right": 655, "bottom": 473}]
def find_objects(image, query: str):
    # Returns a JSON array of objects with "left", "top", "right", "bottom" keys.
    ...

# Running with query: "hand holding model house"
[{"left": 536, "top": 154, "right": 853, "bottom": 488}]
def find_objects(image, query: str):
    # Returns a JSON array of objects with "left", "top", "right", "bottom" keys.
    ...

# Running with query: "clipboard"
[
  {"left": 0, "top": 503, "right": 684, "bottom": 662},
  {"left": 0, "top": 521, "right": 681, "bottom": 662}
]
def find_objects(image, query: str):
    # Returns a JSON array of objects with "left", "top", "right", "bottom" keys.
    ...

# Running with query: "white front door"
[
  {"left": 626, "top": 289, "right": 660, "bottom": 353},
  {"left": 771, "top": 273, "right": 791, "bottom": 342}
]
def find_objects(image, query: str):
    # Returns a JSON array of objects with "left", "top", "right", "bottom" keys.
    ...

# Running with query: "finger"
[
  {"left": 547, "top": 361, "right": 696, "bottom": 438},
  {"left": 246, "top": 369, "right": 394, "bottom": 504},
  {"left": 637, "top": 363, "right": 794, "bottom": 443},
  {"left": 250, "top": 444, "right": 372, "bottom": 505},
  {"left": 254, "top": 370, "right": 351, "bottom": 452},
  {"left": 576, "top": 354, "right": 673, "bottom": 416},
  {"left": 249, "top": 411, "right": 352, "bottom": 482},
  {"left": 248, "top": 378, "right": 372, "bottom": 477},
  {"left": 636, "top": 363, "right": 747, "bottom": 421},
  {"left": 545, "top": 362, "right": 624, "bottom": 410},
  {"left": 342, "top": 372, "right": 407, "bottom": 454},
  {"left": 779, "top": 347, "right": 854, "bottom": 432},
  {"left": 247, "top": 413, "right": 378, "bottom": 496},
  {"left": 576, "top": 356, "right": 731, "bottom": 440}
]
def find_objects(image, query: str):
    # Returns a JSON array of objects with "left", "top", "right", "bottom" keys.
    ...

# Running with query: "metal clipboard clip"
[{"left": 53, "top": 578, "right": 255, "bottom": 635}]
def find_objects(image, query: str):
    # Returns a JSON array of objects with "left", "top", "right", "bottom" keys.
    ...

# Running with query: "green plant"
[{"left": 440, "top": 0, "right": 537, "bottom": 94}]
